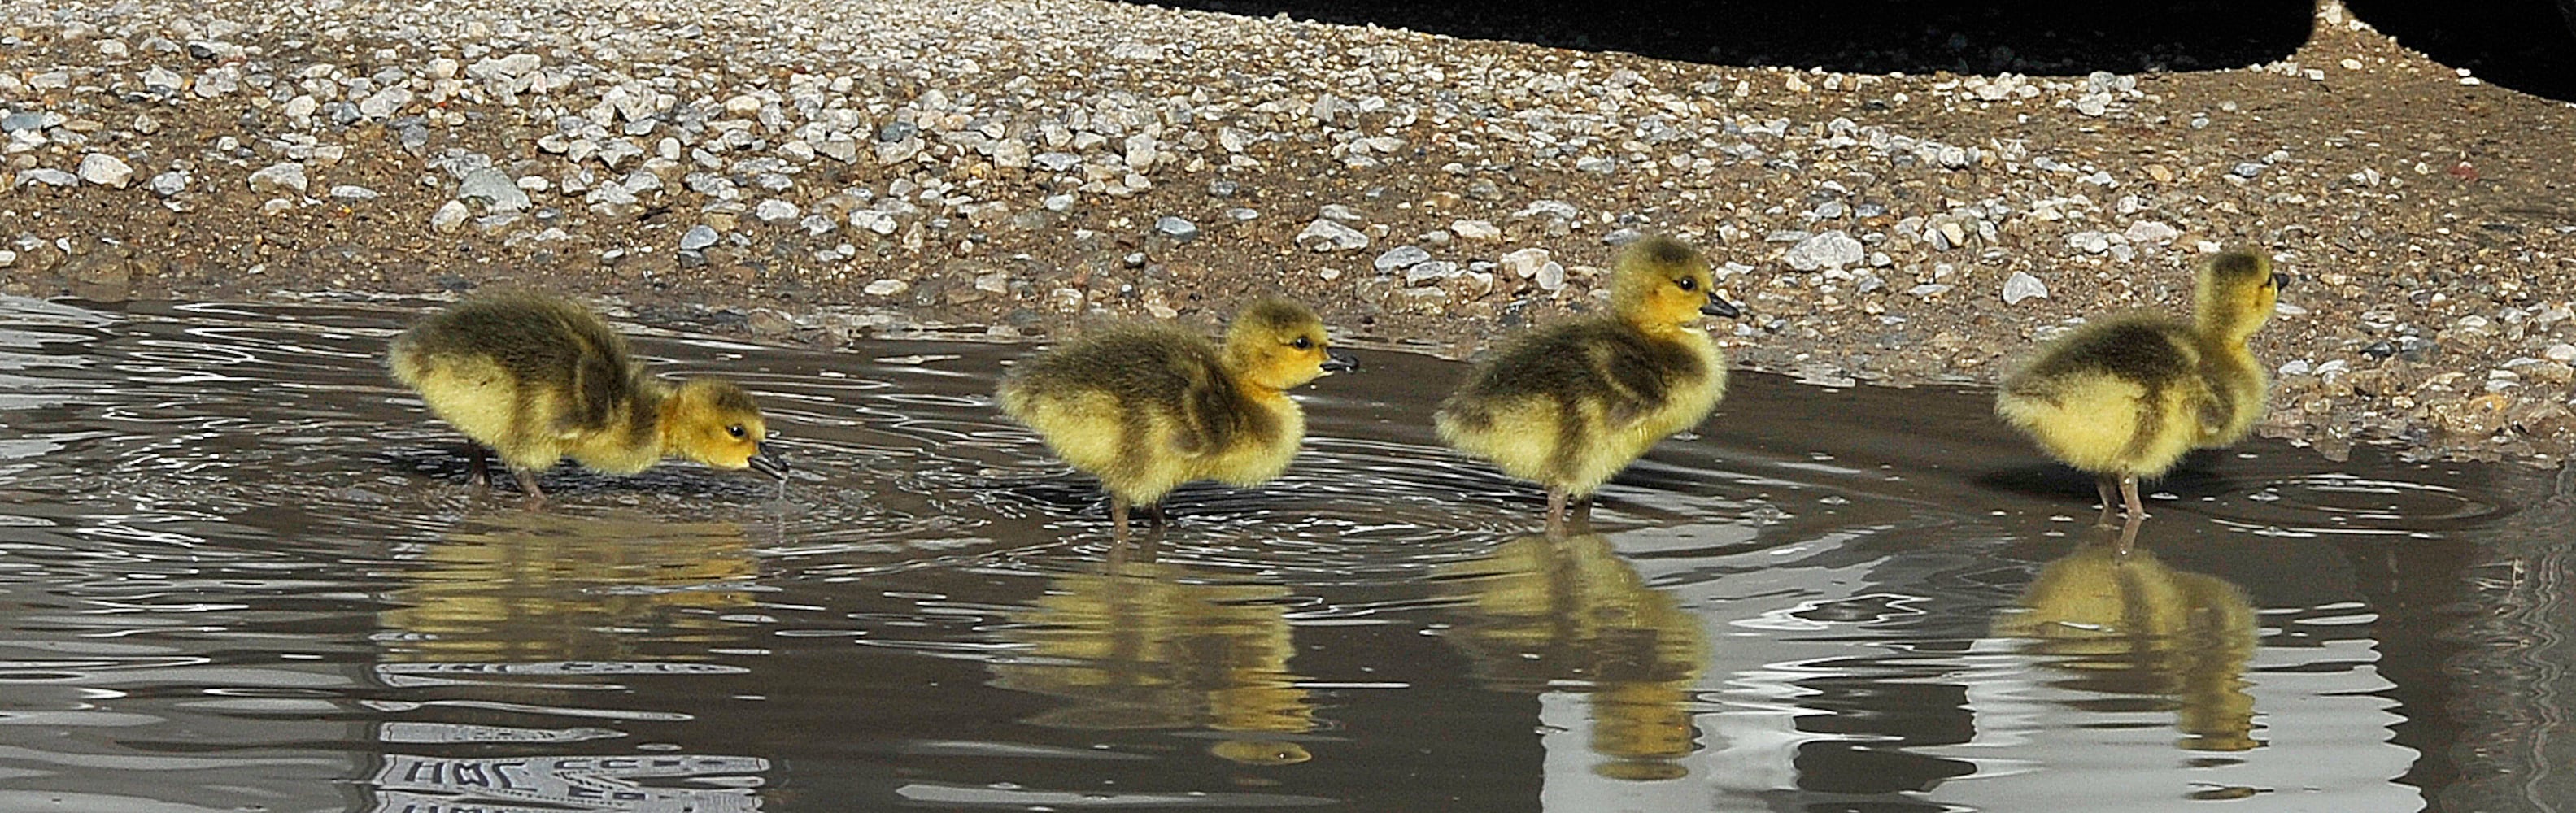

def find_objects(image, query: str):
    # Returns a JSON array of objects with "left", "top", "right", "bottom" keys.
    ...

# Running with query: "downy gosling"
[
  {"left": 1434, "top": 235, "right": 1744, "bottom": 531},
  {"left": 386, "top": 293, "right": 787, "bottom": 500},
  {"left": 1995, "top": 250, "right": 2287, "bottom": 520},
  {"left": 996, "top": 297, "right": 1357, "bottom": 537}
]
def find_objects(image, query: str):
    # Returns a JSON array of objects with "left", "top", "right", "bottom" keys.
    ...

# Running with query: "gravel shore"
[{"left": 5, "top": 0, "right": 2573, "bottom": 466}]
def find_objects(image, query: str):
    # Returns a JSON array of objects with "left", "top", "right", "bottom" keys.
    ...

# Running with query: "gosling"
[
  {"left": 386, "top": 292, "right": 787, "bottom": 500},
  {"left": 996, "top": 297, "right": 1356, "bottom": 537},
  {"left": 1995, "top": 250, "right": 2286, "bottom": 520},
  {"left": 1434, "top": 236, "right": 1744, "bottom": 531}
]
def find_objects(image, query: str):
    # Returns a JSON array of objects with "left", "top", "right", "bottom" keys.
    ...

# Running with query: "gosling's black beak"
[
  {"left": 748, "top": 442, "right": 790, "bottom": 480},
  {"left": 1701, "top": 292, "right": 1744, "bottom": 319},
  {"left": 1321, "top": 349, "right": 1359, "bottom": 373},
  {"left": 2271, "top": 272, "right": 2292, "bottom": 293}
]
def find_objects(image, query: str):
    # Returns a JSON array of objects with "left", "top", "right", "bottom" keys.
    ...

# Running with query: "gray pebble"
[
  {"left": 246, "top": 163, "right": 308, "bottom": 195},
  {"left": 1155, "top": 215, "right": 1199, "bottom": 241},
  {"left": 429, "top": 200, "right": 470, "bottom": 233},
  {"left": 1406, "top": 260, "right": 1460, "bottom": 285},
  {"left": 358, "top": 86, "right": 412, "bottom": 120},
  {"left": 1297, "top": 218, "right": 1369, "bottom": 251},
  {"left": 17, "top": 167, "right": 78, "bottom": 188},
  {"left": 2002, "top": 271, "right": 2049, "bottom": 304},
  {"left": 1536, "top": 261, "right": 1567, "bottom": 292},
  {"left": 76, "top": 154, "right": 133, "bottom": 188},
  {"left": 458, "top": 167, "right": 530, "bottom": 211},
  {"left": 146, "top": 170, "right": 189, "bottom": 197},
  {"left": 1375, "top": 245, "right": 1431, "bottom": 271},
  {"left": 1783, "top": 230, "right": 1865, "bottom": 271},
  {"left": 2123, "top": 220, "right": 2178, "bottom": 243},
  {"left": 680, "top": 224, "right": 721, "bottom": 250},
  {"left": 754, "top": 199, "right": 802, "bottom": 224},
  {"left": 1515, "top": 199, "right": 1579, "bottom": 220}
]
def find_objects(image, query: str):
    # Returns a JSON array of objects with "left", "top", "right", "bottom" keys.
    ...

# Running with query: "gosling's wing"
[
  {"left": 1006, "top": 328, "right": 1232, "bottom": 454},
  {"left": 1582, "top": 326, "right": 1701, "bottom": 430},
  {"left": 1445, "top": 321, "right": 1647, "bottom": 422},
  {"left": 1157, "top": 338, "right": 1272, "bottom": 458},
  {"left": 2195, "top": 389, "right": 2233, "bottom": 440},
  {"left": 524, "top": 302, "right": 634, "bottom": 435}
]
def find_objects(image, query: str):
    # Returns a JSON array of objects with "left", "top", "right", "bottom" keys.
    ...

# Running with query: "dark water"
[{"left": 1, "top": 295, "right": 2569, "bottom": 812}]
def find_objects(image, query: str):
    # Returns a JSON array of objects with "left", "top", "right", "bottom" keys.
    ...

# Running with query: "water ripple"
[{"left": 0, "top": 294, "right": 2547, "bottom": 811}]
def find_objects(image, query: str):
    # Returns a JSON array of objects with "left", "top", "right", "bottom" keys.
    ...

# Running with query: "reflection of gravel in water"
[{"left": 2, "top": 0, "right": 2573, "bottom": 467}]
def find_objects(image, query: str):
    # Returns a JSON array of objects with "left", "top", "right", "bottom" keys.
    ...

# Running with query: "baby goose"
[
  {"left": 386, "top": 292, "right": 787, "bottom": 500},
  {"left": 1434, "top": 236, "right": 1743, "bottom": 530},
  {"left": 996, "top": 297, "right": 1356, "bottom": 537},
  {"left": 1995, "top": 250, "right": 2287, "bottom": 520}
]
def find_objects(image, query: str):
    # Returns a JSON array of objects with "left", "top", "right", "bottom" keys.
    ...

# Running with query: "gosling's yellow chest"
[
  {"left": 2196, "top": 344, "right": 2267, "bottom": 446},
  {"left": 564, "top": 413, "right": 664, "bottom": 475},
  {"left": 1632, "top": 328, "right": 1727, "bottom": 439},
  {"left": 1202, "top": 391, "right": 1304, "bottom": 486}
]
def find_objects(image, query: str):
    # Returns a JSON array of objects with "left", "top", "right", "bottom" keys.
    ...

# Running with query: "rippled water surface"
[{"left": 2, "top": 296, "right": 2570, "bottom": 812}]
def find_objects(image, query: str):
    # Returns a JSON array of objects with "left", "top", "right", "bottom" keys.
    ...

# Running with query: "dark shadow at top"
[
  {"left": 2344, "top": 0, "right": 2576, "bottom": 102},
  {"left": 1144, "top": 0, "right": 2314, "bottom": 76},
  {"left": 1142, "top": 0, "right": 2576, "bottom": 102}
]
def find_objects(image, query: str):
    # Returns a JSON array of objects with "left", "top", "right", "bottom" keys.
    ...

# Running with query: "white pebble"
[
  {"left": 246, "top": 163, "right": 308, "bottom": 195},
  {"left": 1451, "top": 220, "right": 1500, "bottom": 241},
  {"left": 77, "top": 154, "right": 133, "bottom": 188},
  {"left": 1499, "top": 247, "right": 1551, "bottom": 279},
  {"left": 1782, "top": 230, "right": 1865, "bottom": 271},
  {"left": 679, "top": 224, "right": 721, "bottom": 250},
  {"left": 2002, "top": 272, "right": 2049, "bottom": 305},
  {"left": 429, "top": 200, "right": 470, "bottom": 233}
]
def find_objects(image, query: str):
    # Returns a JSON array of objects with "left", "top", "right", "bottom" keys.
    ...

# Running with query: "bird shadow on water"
[
  {"left": 371, "top": 446, "right": 786, "bottom": 502},
  {"left": 1973, "top": 454, "right": 2247, "bottom": 508}
]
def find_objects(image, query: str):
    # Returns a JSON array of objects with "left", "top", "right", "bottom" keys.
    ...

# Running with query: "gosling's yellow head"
[
  {"left": 2194, "top": 250, "right": 2289, "bottom": 341},
  {"left": 1222, "top": 297, "right": 1358, "bottom": 391},
  {"left": 664, "top": 378, "right": 787, "bottom": 479},
  {"left": 1610, "top": 236, "right": 1743, "bottom": 332}
]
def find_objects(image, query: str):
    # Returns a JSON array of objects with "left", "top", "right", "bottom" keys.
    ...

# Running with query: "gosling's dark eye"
[
  {"left": 727, "top": 424, "right": 748, "bottom": 438},
  {"left": 1292, "top": 336, "right": 1313, "bottom": 350},
  {"left": 1677, "top": 277, "right": 1697, "bottom": 291}
]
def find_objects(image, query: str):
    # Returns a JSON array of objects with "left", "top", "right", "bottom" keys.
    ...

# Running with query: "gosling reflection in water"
[
  {"left": 379, "top": 513, "right": 760, "bottom": 666},
  {"left": 989, "top": 540, "right": 1316, "bottom": 766},
  {"left": 1991, "top": 520, "right": 2260, "bottom": 752},
  {"left": 1435, "top": 533, "right": 1711, "bottom": 780}
]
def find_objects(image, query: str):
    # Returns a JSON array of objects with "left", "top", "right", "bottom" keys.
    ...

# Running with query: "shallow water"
[{"left": 0, "top": 295, "right": 2569, "bottom": 812}]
